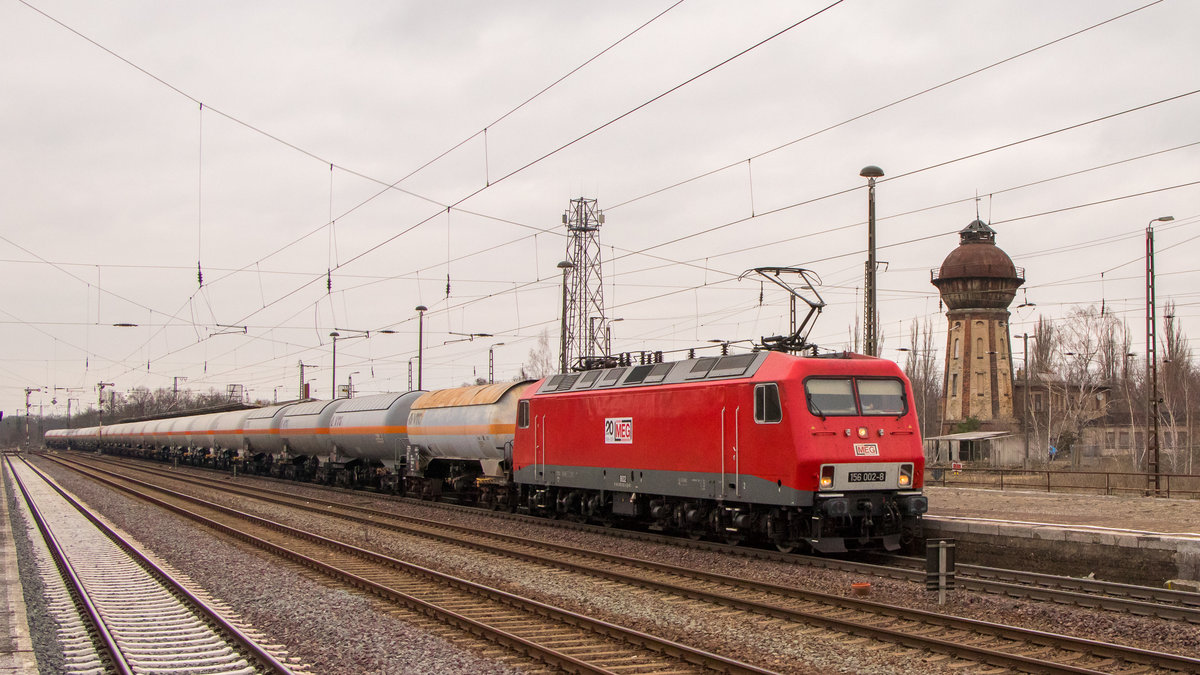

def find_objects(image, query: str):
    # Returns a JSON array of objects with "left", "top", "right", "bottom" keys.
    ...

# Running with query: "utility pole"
[
  {"left": 23, "top": 387, "right": 40, "bottom": 446},
  {"left": 97, "top": 382, "right": 114, "bottom": 443},
  {"left": 298, "top": 361, "right": 318, "bottom": 399},
  {"left": 1146, "top": 215, "right": 1173, "bottom": 494}
]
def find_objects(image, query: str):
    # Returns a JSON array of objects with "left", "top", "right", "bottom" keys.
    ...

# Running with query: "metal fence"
[{"left": 923, "top": 466, "right": 1200, "bottom": 499}]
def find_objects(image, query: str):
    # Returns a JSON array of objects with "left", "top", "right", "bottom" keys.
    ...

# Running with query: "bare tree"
[
  {"left": 518, "top": 329, "right": 556, "bottom": 380},
  {"left": 903, "top": 318, "right": 941, "bottom": 439},
  {"left": 1161, "top": 303, "right": 1194, "bottom": 473},
  {"left": 1044, "top": 307, "right": 1120, "bottom": 465}
]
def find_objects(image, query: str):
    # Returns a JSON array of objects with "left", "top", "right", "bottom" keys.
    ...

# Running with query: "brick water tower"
[{"left": 931, "top": 220, "right": 1024, "bottom": 434}]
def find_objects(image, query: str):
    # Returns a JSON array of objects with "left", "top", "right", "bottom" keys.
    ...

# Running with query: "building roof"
[
  {"left": 934, "top": 220, "right": 1021, "bottom": 281},
  {"left": 924, "top": 431, "right": 1014, "bottom": 441}
]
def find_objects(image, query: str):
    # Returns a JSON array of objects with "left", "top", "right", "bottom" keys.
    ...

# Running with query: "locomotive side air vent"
[
  {"left": 597, "top": 368, "right": 625, "bottom": 387},
  {"left": 686, "top": 357, "right": 719, "bottom": 379},
  {"left": 642, "top": 362, "right": 674, "bottom": 384},
  {"left": 624, "top": 364, "right": 655, "bottom": 385},
  {"left": 575, "top": 370, "right": 602, "bottom": 389},
  {"left": 708, "top": 354, "right": 756, "bottom": 378}
]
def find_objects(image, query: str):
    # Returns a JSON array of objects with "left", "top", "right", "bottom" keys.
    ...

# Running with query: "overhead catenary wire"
[{"left": 10, "top": 2, "right": 1198, "bottom": 403}]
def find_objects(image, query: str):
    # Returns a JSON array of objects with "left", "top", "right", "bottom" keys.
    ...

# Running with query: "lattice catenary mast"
[{"left": 561, "top": 198, "right": 609, "bottom": 370}]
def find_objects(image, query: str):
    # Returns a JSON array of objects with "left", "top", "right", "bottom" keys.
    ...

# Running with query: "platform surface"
[
  {"left": 0, "top": 470, "right": 38, "bottom": 674},
  {"left": 926, "top": 485, "right": 1200, "bottom": 535}
]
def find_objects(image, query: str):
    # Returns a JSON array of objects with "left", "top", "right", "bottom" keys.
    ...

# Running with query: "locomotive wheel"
[{"left": 775, "top": 541, "right": 797, "bottom": 554}]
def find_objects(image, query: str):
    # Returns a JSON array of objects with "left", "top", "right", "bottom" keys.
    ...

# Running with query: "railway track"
[
  {"left": 39, "top": 453, "right": 775, "bottom": 675},
  {"left": 5, "top": 455, "right": 296, "bottom": 674},
  {"left": 48, "top": 453, "right": 1200, "bottom": 675},
  {"left": 74, "top": 452, "right": 1200, "bottom": 623}
]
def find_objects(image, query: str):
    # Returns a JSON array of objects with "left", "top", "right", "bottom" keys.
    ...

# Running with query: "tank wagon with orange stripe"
[
  {"left": 321, "top": 391, "right": 424, "bottom": 487},
  {"left": 404, "top": 382, "right": 529, "bottom": 498}
]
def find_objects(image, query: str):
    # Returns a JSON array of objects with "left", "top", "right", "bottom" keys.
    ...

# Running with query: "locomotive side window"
[
  {"left": 858, "top": 379, "right": 906, "bottom": 415},
  {"left": 804, "top": 379, "right": 857, "bottom": 416},
  {"left": 518, "top": 400, "right": 530, "bottom": 428},
  {"left": 754, "top": 383, "right": 782, "bottom": 423}
]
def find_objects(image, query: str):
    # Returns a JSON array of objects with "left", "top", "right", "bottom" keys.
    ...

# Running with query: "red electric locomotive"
[{"left": 510, "top": 350, "right": 927, "bottom": 553}]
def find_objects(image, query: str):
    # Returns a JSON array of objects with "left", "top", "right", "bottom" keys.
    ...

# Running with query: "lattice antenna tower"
[{"left": 562, "top": 197, "right": 609, "bottom": 369}]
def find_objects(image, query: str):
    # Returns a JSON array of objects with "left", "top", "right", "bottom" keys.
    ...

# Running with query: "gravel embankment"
[
  {"left": 30, "top": 458, "right": 1200, "bottom": 672},
  {"left": 20, "top": 460, "right": 522, "bottom": 675}
]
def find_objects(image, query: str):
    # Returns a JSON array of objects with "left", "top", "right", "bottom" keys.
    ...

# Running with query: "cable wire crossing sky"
[{"left": 1, "top": 0, "right": 1197, "bottom": 416}]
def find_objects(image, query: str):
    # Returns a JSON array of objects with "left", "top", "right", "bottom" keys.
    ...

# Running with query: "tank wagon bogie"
[{"left": 43, "top": 351, "right": 926, "bottom": 554}]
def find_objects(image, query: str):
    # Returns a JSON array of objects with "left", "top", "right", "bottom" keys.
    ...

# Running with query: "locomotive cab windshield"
[{"left": 804, "top": 377, "right": 906, "bottom": 416}]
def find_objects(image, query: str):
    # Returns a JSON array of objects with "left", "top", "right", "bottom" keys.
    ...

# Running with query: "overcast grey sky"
[{"left": 2, "top": 0, "right": 1197, "bottom": 417}]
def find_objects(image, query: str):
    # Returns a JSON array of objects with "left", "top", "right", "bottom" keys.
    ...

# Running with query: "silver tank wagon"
[
  {"left": 242, "top": 403, "right": 296, "bottom": 455},
  {"left": 326, "top": 391, "right": 424, "bottom": 469},
  {"left": 280, "top": 399, "right": 343, "bottom": 457}
]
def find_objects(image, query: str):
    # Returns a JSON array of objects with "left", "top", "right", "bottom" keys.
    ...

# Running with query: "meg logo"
[
  {"left": 853, "top": 443, "right": 879, "bottom": 456},
  {"left": 605, "top": 417, "right": 633, "bottom": 444}
]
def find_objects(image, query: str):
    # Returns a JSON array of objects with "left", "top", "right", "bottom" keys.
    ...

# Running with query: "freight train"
[{"left": 45, "top": 350, "right": 927, "bottom": 553}]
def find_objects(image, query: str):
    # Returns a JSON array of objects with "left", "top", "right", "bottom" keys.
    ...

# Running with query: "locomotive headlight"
[
  {"left": 819, "top": 464, "right": 835, "bottom": 489},
  {"left": 898, "top": 463, "right": 913, "bottom": 487},
  {"left": 857, "top": 427, "right": 869, "bottom": 439}
]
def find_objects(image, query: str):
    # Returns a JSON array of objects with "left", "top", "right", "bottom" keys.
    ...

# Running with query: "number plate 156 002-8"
[{"left": 848, "top": 471, "right": 886, "bottom": 483}]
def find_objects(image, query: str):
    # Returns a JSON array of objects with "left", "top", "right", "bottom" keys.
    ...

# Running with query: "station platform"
[
  {"left": 0, "top": 470, "right": 38, "bottom": 673},
  {"left": 924, "top": 486, "right": 1200, "bottom": 587}
]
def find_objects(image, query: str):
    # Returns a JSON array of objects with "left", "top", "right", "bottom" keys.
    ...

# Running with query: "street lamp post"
[
  {"left": 330, "top": 331, "right": 340, "bottom": 398},
  {"left": 860, "top": 165, "right": 884, "bottom": 357},
  {"left": 489, "top": 343, "right": 505, "bottom": 383},
  {"left": 1147, "top": 215, "right": 1174, "bottom": 494},
  {"left": 557, "top": 261, "right": 575, "bottom": 372},
  {"left": 415, "top": 306, "right": 428, "bottom": 390},
  {"left": 330, "top": 328, "right": 392, "bottom": 398}
]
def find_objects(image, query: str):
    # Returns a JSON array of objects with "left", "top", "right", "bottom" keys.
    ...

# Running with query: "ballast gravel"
[
  {"left": 28, "top": 457, "right": 1200, "bottom": 673},
  {"left": 23, "top": 459, "right": 521, "bottom": 675}
]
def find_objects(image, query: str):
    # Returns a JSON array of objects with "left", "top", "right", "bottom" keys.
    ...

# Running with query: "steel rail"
[
  {"left": 53, "top": 453, "right": 1200, "bottom": 675},
  {"left": 6, "top": 456, "right": 133, "bottom": 675},
  {"left": 76, "top": 451, "right": 1200, "bottom": 623},
  {"left": 43, "top": 454, "right": 775, "bottom": 675},
  {"left": 12, "top": 456, "right": 297, "bottom": 674}
]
